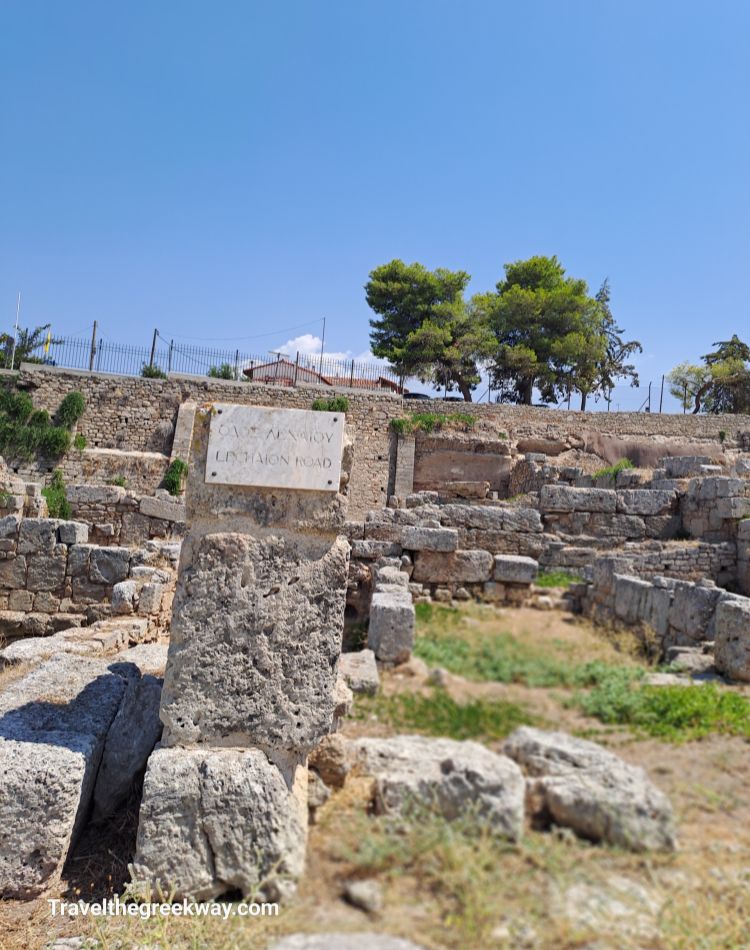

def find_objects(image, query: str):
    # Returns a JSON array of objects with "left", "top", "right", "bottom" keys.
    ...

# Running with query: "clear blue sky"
[{"left": 2, "top": 1, "right": 748, "bottom": 409}]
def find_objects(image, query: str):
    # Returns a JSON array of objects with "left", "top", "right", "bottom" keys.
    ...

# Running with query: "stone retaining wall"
[{"left": 65, "top": 485, "right": 185, "bottom": 546}]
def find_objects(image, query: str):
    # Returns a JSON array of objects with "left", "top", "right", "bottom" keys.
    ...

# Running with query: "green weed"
[
  {"left": 311, "top": 396, "right": 349, "bottom": 412},
  {"left": 535, "top": 569, "right": 580, "bottom": 588},
  {"left": 592, "top": 458, "right": 635, "bottom": 480}
]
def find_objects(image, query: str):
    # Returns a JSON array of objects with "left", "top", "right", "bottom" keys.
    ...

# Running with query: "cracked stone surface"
[{"left": 131, "top": 746, "right": 307, "bottom": 900}]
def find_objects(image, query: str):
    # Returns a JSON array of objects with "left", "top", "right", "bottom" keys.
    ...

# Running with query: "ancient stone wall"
[
  {"left": 17, "top": 365, "right": 396, "bottom": 517},
  {"left": 65, "top": 485, "right": 185, "bottom": 546}
]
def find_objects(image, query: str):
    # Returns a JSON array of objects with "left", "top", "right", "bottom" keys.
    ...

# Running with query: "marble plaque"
[{"left": 205, "top": 404, "right": 345, "bottom": 491}]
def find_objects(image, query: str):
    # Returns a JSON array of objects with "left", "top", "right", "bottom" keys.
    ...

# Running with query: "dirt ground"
[{"left": 2, "top": 606, "right": 749, "bottom": 950}]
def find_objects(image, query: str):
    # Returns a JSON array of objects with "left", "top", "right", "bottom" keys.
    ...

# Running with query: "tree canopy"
[
  {"left": 0, "top": 324, "right": 60, "bottom": 370},
  {"left": 366, "top": 255, "right": 640, "bottom": 406},
  {"left": 668, "top": 335, "right": 750, "bottom": 414}
]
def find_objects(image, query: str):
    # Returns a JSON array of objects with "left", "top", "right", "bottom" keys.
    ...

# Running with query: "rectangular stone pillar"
[{"left": 133, "top": 403, "right": 352, "bottom": 901}]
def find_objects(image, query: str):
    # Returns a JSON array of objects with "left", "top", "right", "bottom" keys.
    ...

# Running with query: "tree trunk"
[
  {"left": 580, "top": 391, "right": 587, "bottom": 411},
  {"left": 458, "top": 379, "right": 473, "bottom": 402},
  {"left": 521, "top": 377, "right": 534, "bottom": 405}
]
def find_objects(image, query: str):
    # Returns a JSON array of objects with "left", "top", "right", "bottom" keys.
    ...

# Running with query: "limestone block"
[
  {"left": 352, "top": 735, "right": 525, "bottom": 841},
  {"left": 7, "top": 589, "right": 33, "bottom": 611},
  {"left": 368, "top": 589, "right": 415, "bottom": 664},
  {"left": 26, "top": 554, "right": 67, "bottom": 592},
  {"left": 0, "top": 654, "right": 130, "bottom": 898},
  {"left": 714, "top": 595, "right": 750, "bottom": 682},
  {"left": 613, "top": 575, "right": 670, "bottom": 638},
  {"left": 111, "top": 580, "right": 138, "bottom": 615},
  {"left": 400, "top": 526, "right": 459, "bottom": 552},
  {"left": 116, "top": 641, "right": 169, "bottom": 675},
  {"left": 504, "top": 727, "right": 676, "bottom": 851},
  {"left": 0, "top": 554, "right": 27, "bottom": 589},
  {"left": 661, "top": 456, "right": 712, "bottom": 478},
  {"left": 17, "top": 519, "right": 63, "bottom": 555},
  {"left": 667, "top": 583, "right": 722, "bottom": 645},
  {"left": 374, "top": 565, "right": 409, "bottom": 589},
  {"left": 93, "top": 674, "right": 163, "bottom": 818},
  {"left": 271, "top": 934, "right": 426, "bottom": 950},
  {"left": 338, "top": 649, "right": 380, "bottom": 695},
  {"left": 616, "top": 490, "right": 677, "bottom": 516},
  {"left": 412, "top": 549, "right": 494, "bottom": 584},
  {"left": 57, "top": 522, "right": 89, "bottom": 545},
  {"left": 139, "top": 494, "right": 187, "bottom": 522},
  {"left": 0, "top": 514, "right": 21, "bottom": 539},
  {"left": 351, "top": 539, "right": 402, "bottom": 560},
  {"left": 438, "top": 504, "right": 505, "bottom": 530},
  {"left": 159, "top": 532, "right": 349, "bottom": 754},
  {"left": 89, "top": 547, "right": 131, "bottom": 585},
  {"left": 137, "top": 582, "right": 164, "bottom": 615},
  {"left": 131, "top": 747, "right": 307, "bottom": 901},
  {"left": 539, "top": 486, "right": 617, "bottom": 514},
  {"left": 501, "top": 507, "right": 544, "bottom": 532},
  {"left": 493, "top": 554, "right": 538, "bottom": 584}
]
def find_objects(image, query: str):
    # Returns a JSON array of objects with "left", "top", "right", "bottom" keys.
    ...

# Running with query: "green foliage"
[
  {"left": 42, "top": 469, "right": 71, "bottom": 519},
  {"left": 207, "top": 363, "right": 235, "bottom": 380},
  {"left": 535, "top": 569, "right": 580, "bottom": 588},
  {"left": 0, "top": 323, "right": 62, "bottom": 369},
  {"left": 578, "top": 671, "right": 750, "bottom": 741},
  {"left": 73, "top": 433, "right": 87, "bottom": 451},
  {"left": 141, "top": 363, "right": 167, "bottom": 379},
  {"left": 109, "top": 475, "right": 127, "bottom": 487},
  {"left": 719, "top": 429, "right": 727, "bottom": 443},
  {"left": 311, "top": 396, "right": 349, "bottom": 412},
  {"left": 669, "top": 336, "right": 750, "bottom": 414},
  {"left": 163, "top": 458, "right": 188, "bottom": 496},
  {"left": 592, "top": 457, "right": 635, "bottom": 479},
  {"left": 355, "top": 687, "right": 538, "bottom": 742},
  {"left": 390, "top": 411, "right": 475, "bottom": 435},
  {"left": 0, "top": 386, "right": 75, "bottom": 460},
  {"left": 413, "top": 605, "right": 623, "bottom": 688},
  {"left": 55, "top": 391, "right": 85, "bottom": 428}
]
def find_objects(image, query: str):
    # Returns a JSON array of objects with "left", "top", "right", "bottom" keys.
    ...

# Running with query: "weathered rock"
[
  {"left": 412, "top": 549, "right": 494, "bottom": 584},
  {"left": 159, "top": 532, "right": 349, "bottom": 754},
  {"left": 93, "top": 674, "right": 163, "bottom": 818},
  {"left": 351, "top": 539, "right": 402, "bottom": 560},
  {"left": 309, "top": 732, "right": 353, "bottom": 789},
  {"left": 367, "top": 589, "right": 415, "bottom": 664},
  {"left": 493, "top": 554, "right": 538, "bottom": 585},
  {"left": 339, "top": 649, "right": 380, "bottom": 695},
  {"left": 714, "top": 595, "right": 750, "bottom": 682},
  {"left": 400, "top": 526, "right": 459, "bottom": 553},
  {"left": 504, "top": 727, "right": 676, "bottom": 851},
  {"left": 344, "top": 878, "right": 384, "bottom": 914},
  {"left": 26, "top": 553, "right": 67, "bottom": 592},
  {"left": 137, "top": 582, "right": 164, "bottom": 615},
  {"left": 131, "top": 747, "right": 307, "bottom": 901},
  {"left": 374, "top": 565, "right": 409, "bottom": 589},
  {"left": 111, "top": 580, "right": 138, "bottom": 615},
  {"left": 17, "top": 519, "right": 63, "bottom": 555},
  {"left": 352, "top": 735, "right": 525, "bottom": 840},
  {"left": 0, "top": 654, "right": 131, "bottom": 897},
  {"left": 88, "top": 547, "right": 131, "bottom": 585},
  {"left": 616, "top": 489, "right": 677, "bottom": 516},
  {"left": 115, "top": 641, "right": 169, "bottom": 675},
  {"left": 540, "top": 486, "right": 617, "bottom": 513},
  {"left": 57, "top": 522, "right": 89, "bottom": 545}
]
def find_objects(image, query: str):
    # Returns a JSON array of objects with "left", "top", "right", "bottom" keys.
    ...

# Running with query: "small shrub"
[
  {"left": 29, "top": 409, "right": 50, "bottom": 427},
  {"left": 109, "top": 475, "right": 127, "bottom": 487},
  {"left": 55, "top": 391, "right": 85, "bottom": 428},
  {"left": 390, "top": 411, "right": 475, "bottom": 435},
  {"left": 312, "top": 396, "right": 349, "bottom": 412},
  {"left": 719, "top": 429, "right": 727, "bottom": 443},
  {"left": 0, "top": 390, "right": 33, "bottom": 422},
  {"left": 73, "top": 433, "right": 87, "bottom": 452},
  {"left": 577, "top": 670, "right": 750, "bottom": 741},
  {"left": 592, "top": 458, "right": 635, "bottom": 480},
  {"left": 141, "top": 363, "right": 167, "bottom": 379},
  {"left": 535, "top": 569, "right": 580, "bottom": 589},
  {"left": 39, "top": 427, "right": 72, "bottom": 457},
  {"left": 208, "top": 363, "right": 235, "bottom": 380},
  {"left": 163, "top": 458, "right": 188, "bottom": 496},
  {"left": 42, "top": 469, "right": 71, "bottom": 519}
]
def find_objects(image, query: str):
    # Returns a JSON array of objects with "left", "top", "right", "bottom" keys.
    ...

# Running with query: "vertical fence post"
[
  {"left": 659, "top": 374, "right": 664, "bottom": 413},
  {"left": 293, "top": 351, "right": 299, "bottom": 386},
  {"left": 234, "top": 349, "right": 240, "bottom": 381},
  {"left": 149, "top": 329, "right": 158, "bottom": 369},
  {"left": 350, "top": 359, "right": 355, "bottom": 388},
  {"left": 89, "top": 321, "right": 98, "bottom": 372},
  {"left": 168, "top": 340, "right": 174, "bottom": 375}
]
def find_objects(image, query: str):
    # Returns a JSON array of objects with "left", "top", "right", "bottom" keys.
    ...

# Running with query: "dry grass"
[{"left": 3, "top": 604, "right": 750, "bottom": 949}]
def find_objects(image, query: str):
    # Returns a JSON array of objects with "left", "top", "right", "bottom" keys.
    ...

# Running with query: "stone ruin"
[{"left": 0, "top": 381, "right": 749, "bottom": 944}]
